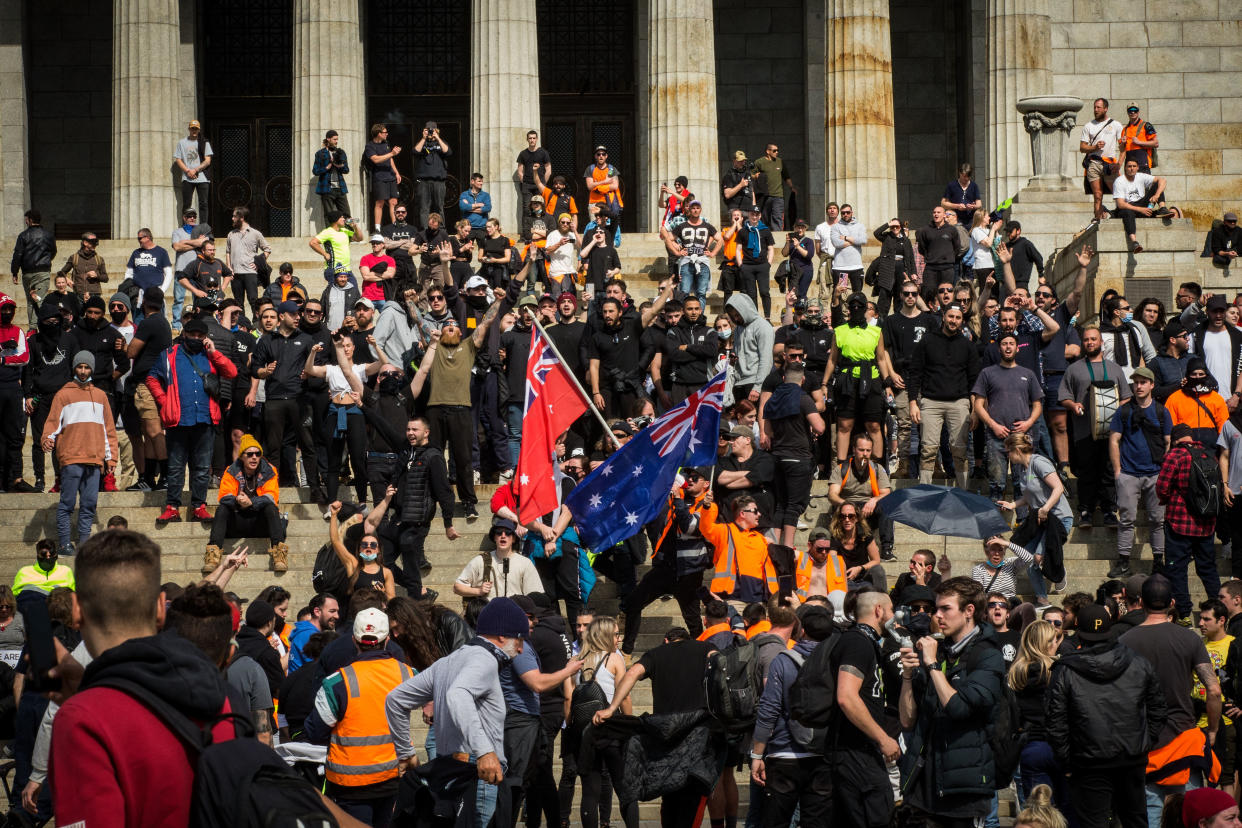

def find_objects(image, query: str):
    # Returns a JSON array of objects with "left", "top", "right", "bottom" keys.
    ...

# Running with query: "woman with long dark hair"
[{"left": 385, "top": 596, "right": 441, "bottom": 670}]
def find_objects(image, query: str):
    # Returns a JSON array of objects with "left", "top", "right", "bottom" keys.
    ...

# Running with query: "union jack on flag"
[{"left": 648, "top": 371, "right": 728, "bottom": 462}]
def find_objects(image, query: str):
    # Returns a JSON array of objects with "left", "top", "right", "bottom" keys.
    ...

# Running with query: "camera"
[{"left": 631, "top": 415, "right": 653, "bottom": 430}]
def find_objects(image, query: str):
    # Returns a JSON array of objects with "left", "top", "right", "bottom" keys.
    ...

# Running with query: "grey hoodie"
[{"left": 726, "top": 293, "right": 773, "bottom": 388}]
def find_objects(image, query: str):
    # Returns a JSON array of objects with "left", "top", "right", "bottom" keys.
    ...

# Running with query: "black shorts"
[
  {"left": 838, "top": 391, "right": 886, "bottom": 424},
  {"left": 372, "top": 178, "right": 399, "bottom": 201}
]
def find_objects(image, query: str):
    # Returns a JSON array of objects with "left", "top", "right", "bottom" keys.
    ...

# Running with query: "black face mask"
[
  {"left": 181, "top": 337, "right": 205, "bottom": 354},
  {"left": 301, "top": 316, "right": 323, "bottom": 333},
  {"left": 0, "top": 309, "right": 13, "bottom": 326},
  {"left": 111, "top": 311, "right": 128, "bottom": 325},
  {"left": 467, "top": 294, "right": 489, "bottom": 310},
  {"left": 379, "top": 377, "right": 401, "bottom": 395},
  {"left": 38, "top": 320, "right": 62, "bottom": 339},
  {"left": 847, "top": 302, "right": 867, "bottom": 327},
  {"left": 37, "top": 553, "right": 57, "bottom": 573}
]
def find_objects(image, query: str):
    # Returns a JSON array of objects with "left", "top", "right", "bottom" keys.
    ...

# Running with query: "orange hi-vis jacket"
[
  {"left": 325, "top": 657, "right": 414, "bottom": 787},
  {"left": 1147, "top": 726, "right": 1220, "bottom": 787},
  {"left": 702, "top": 503, "right": 778, "bottom": 603},
  {"left": 698, "top": 622, "right": 733, "bottom": 643},
  {"left": 588, "top": 164, "right": 623, "bottom": 207},
  {"left": 794, "top": 550, "right": 848, "bottom": 601},
  {"left": 745, "top": 620, "right": 772, "bottom": 639}
]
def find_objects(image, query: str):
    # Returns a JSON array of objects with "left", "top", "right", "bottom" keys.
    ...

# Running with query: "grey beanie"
[
  {"left": 109, "top": 292, "right": 132, "bottom": 312},
  {"left": 73, "top": 350, "right": 96, "bottom": 373}
]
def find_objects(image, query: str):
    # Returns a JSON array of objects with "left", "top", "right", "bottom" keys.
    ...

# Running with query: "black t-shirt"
[
  {"left": 516, "top": 147, "right": 552, "bottom": 187},
  {"left": 721, "top": 166, "right": 752, "bottom": 210},
  {"left": 782, "top": 325, "right": 834, "bottom": 371},
  {"left": 994, "top": 628, "right": 1021, "bottom": 667},
  {"left": 675, "top": 221, "right": 718, "bottom": 257},
  {"left": 130, "top": 313, "right": 172, "bottom": 381},
  {"left": 831, "top": 625, "right": 886, "bottom": 750},
  {"left": 715, "top": 450, "right": 776, "bottom": 528},
  {"left": 587, "top": 314, "right": 644, "bottom": 382},
  {"left": 882, "top": 310, "right": 937, "bottom": 374},
  {"left": 530, "top": 617, "right": 573, "bottom": 706},
  {"left": 768, "top": 393, "right": 818, "bottom": 458},
  {"left": 449, "top": 235, "right": 474, "bottom": 263},
  {"left": 1040, "top": 304, "right": 1080, "bottom": 375},
  {"left": 382, "top": 221, "right": 417, "bottom": 265},
  {"left": 364, "top": 141, "right": 395, "bottom": 181},
  {"left": 414, "top": 139, "right": 450, "bottom": 180},
  {"left": 638, "top": 639, "right": 712, "bottom": 714},
  {"left": 738, "top": 225, "right": 775, "bottom": 267},
  {"left": 832, "top": 534, "right": 874, "bottom": 570},
  {"left": 418, "top": 228, "right": 449, "bottom": 266},
  {"left": 482, "top": 236, "right": 509, "bottom": 265}
]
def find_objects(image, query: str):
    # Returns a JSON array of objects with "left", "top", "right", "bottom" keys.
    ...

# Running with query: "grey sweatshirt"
[
  {"left": 386, "top": 638, "right": 507, "bottom": 763},
  {"left": 726, "top": 293, "right": 774, "bottom": 387}
]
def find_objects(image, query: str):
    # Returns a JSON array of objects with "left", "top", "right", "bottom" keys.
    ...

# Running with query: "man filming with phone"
[{"left": 413, "top": 121, "right": 452, "bottom": 231}]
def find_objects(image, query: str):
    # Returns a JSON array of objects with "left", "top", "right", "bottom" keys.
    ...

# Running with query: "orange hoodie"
[{"left": 42, "top": 379, "right": 119, "bottom": 468}]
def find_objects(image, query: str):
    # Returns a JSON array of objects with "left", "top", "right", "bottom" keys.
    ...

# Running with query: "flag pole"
[{"left": 530, "top": 316, "right": 622, "bottom": 450}]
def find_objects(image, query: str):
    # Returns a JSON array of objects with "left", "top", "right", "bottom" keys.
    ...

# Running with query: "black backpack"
[
  {"left": 788, "top": 628, "right": 842, "bottom": 728},
  {"left": 966, "top": 641, "right": 1025, "bottom": 789},
  {"left": 777, "top": 650, "right": 818, "bottom": 748},
  {"left": 1186, "top": 444, "right": 1223, "bottom": 517},
  {"left": 311, "top": 542, "right": 350, "bottom": 606},
  {"left": 568, "top": 654, "right": 611, "bottom": 734},
  {"left": 704, "top": 635, "right": 762, "bottom": 732},
  {"left": 94, "top": 677, "right": 337, "bottom": 828}
]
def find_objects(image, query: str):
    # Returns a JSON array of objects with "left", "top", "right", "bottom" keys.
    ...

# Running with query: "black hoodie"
[
  {"left": 1045, "top": 639, "right": 1167, "bottom": 767},
  {"left": 529, "top": 612, "right": 573, "bottom": 711}
]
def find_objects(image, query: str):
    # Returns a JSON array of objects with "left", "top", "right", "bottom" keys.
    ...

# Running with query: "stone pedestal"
[
  {"left": 111, "top": 0, "right": 182, "bottom": 239},
  {"left": 642, "top": 0, "right": 720, "bottom": 230},
  {"left": 471, "top": 0, "right": 540, "bottom": 234},
  {"left": 825, "top": 0, "right": 897, "bottom": 232},
  {"left": 985, "top": 0, "right": 1052, "bottom": 204},
  {"left": 1017, "top": 96, "right": 1083, "bottom": 191},
  {"left": 0, "top": 0, "right": 29, "bottom": 232},
  {"left": 293, "top": 0, "right": 366, "bottom": 236}
]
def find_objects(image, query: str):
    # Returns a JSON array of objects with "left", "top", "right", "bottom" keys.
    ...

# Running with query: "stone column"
[
  {"left": 293, "top": 0, "right": 366, "bottom": 236},
  {"left": 985, "top": 0, "right": 1051, "bottom": 203},
  {"left": 643, "top": 0, "right": 720, "bottom": 230},
  {"left": 825, "top": 0, "right": 897, "bottom": 233},
  {"left": 471, "top": 0, "right": 540, "bottom": 235},
  {"left": 111, "top": 0, "right": 182, "bottom": 240},
  {"left": 0, "top": 0, "right": 30, "bottom": 234}
]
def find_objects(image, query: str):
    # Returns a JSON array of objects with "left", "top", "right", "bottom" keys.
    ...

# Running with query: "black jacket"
[
  {"left": 529, "top": 614, "right": 574, "bottom": 709},
  {"left": 871, "top": 225, "right": 915, "bottom": 292},
  {"left": 395, "top": 443, "right": 455, "bottom": 529},
  {"left": 899, "top": 626, "right": 1006, "bottom": 800},
  {"left": 235, "top": 625, "right": 286, "bottom": 700},
  {"left": 1006, "top": 236, "right": 1044, "bottom": 286},
  {"left": 661, "top": 317, "right": 718, "bottom": 386},
  {"left": 9, "top": 226, "right": 57, "bottom": 275},
  {"left": 594, "top": 710, "right": 728, "bottom": 802},
  {"left": 65, "top": 317, "right": 130, "bottom": 389},
  {"left": 1112, "top": 607, "right": 1147, "bottom": 636},
  {"left": 908, "top": 327, "right": 981, "bottom": 401},
  {"left": 1045, "top": 640, "right": 1167, "bottom": 767}
]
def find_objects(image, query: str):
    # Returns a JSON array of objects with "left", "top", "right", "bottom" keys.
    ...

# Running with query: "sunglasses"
[
  {"left": 901, "top": 291, "right": 918, "bottom": 297},
  {"left": 303, "top": 308, "right": 323, "bottom": 316},
  {"left": 840, "top": 513, "right": 857, "bottom": 521},
  {"left": 1048, "top": 619, "right": 1063, "bottom": 627},
  {"left": 360, "top": 540, "right": 380, "bottom": 549},
  {"left": 429, "top": 295, "right": 446, "bottom": 301},
  {"left": 909, "top": 604, "right": 932, "bottom": 613},
  {"left": 987, "top": 601, "right": 1009, "bottom": 609},
  {"left": 110, "top": 304, "right": 127, "bottom": 311},
  {"left": 938, "top": 287, "right": 953, "bottom": 294},
  {"left": 493, "top": 528, "right": 515, "bottom": 537},
  {"left": 1035, "top": 291, "right": 1053, "bottom": 298},
  {"left": 241, "top": 450, "right": 261, "bottom": 458},
  {"left": 813, "top": 544, "right": 831, "bottom": 553},
  {"left": 380, "top": 371, "right": 402, "bottom": 380},
  {"left": 739, "top": 507, "right": 760, "bottom": 514}
]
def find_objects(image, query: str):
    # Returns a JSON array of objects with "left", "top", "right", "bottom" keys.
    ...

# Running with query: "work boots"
[
  {"left": 202, "top": 544, "right": 222, "bottom": 575},
  {"left": 270, "top": 542, "right": 290, "bottom": 573}
]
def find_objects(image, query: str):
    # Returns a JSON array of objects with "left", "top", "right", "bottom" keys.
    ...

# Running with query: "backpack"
[
  {"left": 311, "top": 542, "right": 350, "bottom": 606},
  {"left": 966, "top": 641, "right": 1025, "bottom": 790},
  {"left": 778, "top": 650, "right": 818, "bottom": 749},
  {"left": 1120, "top": 398, "right": 1169, "bottom": 465},
  {"left": 788, "top": 628, "right": 843, "bottom": 728},
  {"left": 1186, "top": 444, "right": 1223, "bottom": 517},
  {"left": 568, "top": 655, "right": 611, "bottom": 733},
  {"left": 94, "top": 677, "right": 336, "bottom": 828},
  {"left": 704, "top": 635, "right": 762, "bottom": 732}
]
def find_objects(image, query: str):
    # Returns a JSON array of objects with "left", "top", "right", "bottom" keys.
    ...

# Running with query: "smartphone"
[{"left": 23, "top": 599, "right": 61, "bottom": 693}]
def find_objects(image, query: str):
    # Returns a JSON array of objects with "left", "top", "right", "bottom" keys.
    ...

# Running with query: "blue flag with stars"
[{"left": 566, "top": 372, "right": 727, "bottom": 551}]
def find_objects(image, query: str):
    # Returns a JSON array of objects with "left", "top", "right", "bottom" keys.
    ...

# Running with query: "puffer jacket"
[
  {"left": 725, "top": 294, "right": 773, "bottom": 388},
  {"left": 1045, "top": 640, "right": 1167, "bottom": 768},
  {"left": 593, "top": 710, "right": 727, "bottom": 802},
  {"left": 899, "top": 625, "right": 1006, "bottom": 798}
]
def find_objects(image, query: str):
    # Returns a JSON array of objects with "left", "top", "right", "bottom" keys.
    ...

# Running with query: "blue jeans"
[
  {"left": 165, "top": 423, "right": 214, "bottom": 508},
  {"left": 334, "top": 794, "right": 395, "bottom": 828},
  {"left": 505, "top": 402, "right": 523, "bottom": 470},
  {"left": 1165, "top": 526, "right": 1221, "bottom": 620},
  {"left": 57, "top": 463, "right": 100, "bottom": 550},
  {"left": 1019, "top": 740, "right": 1073, "bottom": 822},
  {"left": 678, "top": 259, "right": 711, "bottom": 306},
  {"left": 1146, "top": 770, "right": 1201, "bottom": 828},
  {"left": 984, "top": 432, "right": 1018, "bottom": 500},
  {"left": 171, "top": 280, "right": 186, "bottom": 331},
  {"left": 1025, "top": 514, "right": 1073, "bottom": 598}
]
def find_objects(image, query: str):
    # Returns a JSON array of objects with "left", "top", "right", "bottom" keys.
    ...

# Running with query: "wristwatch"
[{"left": 926, "top": 660, "right": 943, "bottom": 672}]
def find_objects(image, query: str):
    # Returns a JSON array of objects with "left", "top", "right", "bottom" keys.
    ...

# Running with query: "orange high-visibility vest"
[
  {"left": 1147, "top": 726, "right": 1220, "bottom": 787},
  {"left": 698, "top": 622, "right": 733, "bottom": 643},
  {"left": 745, "top": 620, "right": 772, "bottom": 640},
  {"left": 326, "top": 657, "right": 414, "bottom": 787},
  {"left": 794, "top": 551, "right": 848, "bottom": 601},
  {"left": 703, "top": 504, "right": 778, "bottom": 602}
]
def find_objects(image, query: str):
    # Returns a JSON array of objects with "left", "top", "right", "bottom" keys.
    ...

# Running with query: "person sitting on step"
[{"left": 202, "top": 433, "right": 286, "bottom": 574}]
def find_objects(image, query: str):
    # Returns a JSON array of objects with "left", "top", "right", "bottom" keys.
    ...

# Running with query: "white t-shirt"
[
  {"left": 813, "top": 221, "right": 837, "bottom": 260},
  {"left": 326, "top": 363, "right": 367, "bottom": 397},
  {"left": 1113, "top": 172, "right": 1156, "bottom": 205},
  {"left": 1201, "top": 329, "right": 1232, "bottom": 395},
  {"left": 970, "top": 226, "right": 994, "bottom": 272},
  {"left": 545, "top": 229, "right": 578, "bottom": 277},
  {"left": 1081, "top": 117, "right": 1123, "bottom": 161}
]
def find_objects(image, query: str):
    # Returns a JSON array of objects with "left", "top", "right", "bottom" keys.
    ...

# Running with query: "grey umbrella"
[{"left": 877, "top": 483, "right": 1010, "bottom": 540}]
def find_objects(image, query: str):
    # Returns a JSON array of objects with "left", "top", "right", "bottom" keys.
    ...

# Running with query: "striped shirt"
[{"left": 969, "top": 542, "right": 1036, "bottom": 598}]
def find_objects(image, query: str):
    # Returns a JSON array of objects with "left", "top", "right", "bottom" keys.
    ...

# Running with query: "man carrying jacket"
[
  {"left": 898, "top": 576, "right": 1005, "bottom": 825},
  {"left": 622, "top": 468, "right": 715, "bottom": 654},
  {"left": 1045, "top": 603, "right": 1167, "bottom": 828},
  {"left": 204, "top": 433, "right": 286, "bottom": 573},
  {"left": 41, "top": 351, "right": 118, "bottom": 555},
  {"left": 10, "top": 209, "right": 56, "bottom": 327}
]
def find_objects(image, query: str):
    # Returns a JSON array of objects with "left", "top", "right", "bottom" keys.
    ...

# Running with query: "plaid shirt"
[{"left": 1157, "top": 442, "right": 1215, "bottom": 537}]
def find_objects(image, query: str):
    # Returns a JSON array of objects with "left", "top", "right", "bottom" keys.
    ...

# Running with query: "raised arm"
[
  {"left": 328, "top": 504, "right": 359, "bottom": 578},
  {"left": 303, "top": 342, "right": 328, "bottom": 379},
  {"left": 640, "top": 279, "right": 676, "bottom": 328},
  {"left": 410, "top": 330, "right": 439, "bottom": 397}
]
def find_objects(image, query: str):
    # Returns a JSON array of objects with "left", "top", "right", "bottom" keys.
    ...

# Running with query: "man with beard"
[
  {"left": 0, "top": 293, "right": 33, "bottom": 492},
  {"left": 652, "top": 294, "right": 717, "bottom": 408},
  {"left": 973, "top": 332, "right": 1043, "bottom": 502},
  {"left": 1061, "top": 325, "right": 1132, "bottom": 528},
  {"left": 361, "top": 363, "right": 414, "bottom": 502},
  {"left": 374, "top": 285, "right": 432, "bottom": 372},
  {"left": 224, "top": 206, "right": 272, "bottom": 317},
  {"left": 822, "top": 292, "right": 892, "bottom": 463},
  {"left": 983, "top": 289, "right": 1060, "bottom": 380},
  {"left": 55, "top": 232, "right": 108, "bottom": 303},
  {"left": 192, "top": 296, "right": 249, "bottom": 470},
  {"left": 178, "top": 240, "right": 232, "bottom": 305},
  {"left": 1189, "top": 294, "right": 1242, "bottom": 408},
  {"left": 883, "top": 280, "right": 936, "bottom": 477},
  {"left": 827, "top": 433, "right": 894, "bottom": 562},
  {"left": 23, "top": 306, "right": 73, "bottom": 492},
  {"left": 297, "top": 298, "right": 334, "bottom": 508},
  {"left": 1108, "top": 367, "right": 1172, "bottom": 578},
  {"left": 909, "top": 303, "right": 980, "bottom": 489},
  {"left": 1153, "top": 319, "right": 1191, "bottom": 403},
  {"left": 342, "top": 296, "right": 379, "bottom": 362},
  {"left": 500, "top": 297, "right": 537, "bottom": 473},
  {"left": 588, "top": 279, "right": 675, "bottom": 419},
  {"left": 381, "top": 203, "right": 421, "bottom": 292},
  {"left": 411, "top": 291, "right": 506, "bottom": 518},
  {"left": 1165, "top": 357, "right": 1229, "bottom": 450},
  {"left": 63, "top": 296, "right": 129, "bottom": 492}
]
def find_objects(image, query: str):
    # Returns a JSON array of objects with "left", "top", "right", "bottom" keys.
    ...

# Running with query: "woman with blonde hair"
[
  {"left": 571, "top": 616, "right": 637, "bottom": 828},
  {"left": 998, "top": 431, "right": 1074, "bottom": 579},
  {"left": 829, "top": 503, "right": 884, "bottom": 591},
  {"left": 969, "top": 209, "right": 1002, "bottom": 289},
  {"left": 1009, "top": 620, "right": 1071, "bottom": 814},
  {"left": 1015, "top": 784, "right": 1069, "bottom": 828}
]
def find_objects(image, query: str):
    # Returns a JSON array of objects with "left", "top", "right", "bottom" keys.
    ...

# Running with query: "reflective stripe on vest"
[
  {"left": 794, "top": 552, "right": 847, "bottom": 600},
  {"left": 326, "top": 658, "right": 414, "bottom": 786}
]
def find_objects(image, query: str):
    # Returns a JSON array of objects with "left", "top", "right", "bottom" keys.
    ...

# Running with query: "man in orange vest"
[
  {"left": 306, "top": 607, "right": 412, "bottom": 826},
  {"left": 827, "top": 433, "right": 895, "bottom": 560},
  {"left": 793, "top": 528, "right": 849, "bottom": 613},
  {"left": 701, "top": 491, "right": 779, "bottom": 615}
]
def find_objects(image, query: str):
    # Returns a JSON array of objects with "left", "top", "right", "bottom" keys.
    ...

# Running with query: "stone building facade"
[{"left": 0, "top": 0, "right": 1237, "bottom": 243}]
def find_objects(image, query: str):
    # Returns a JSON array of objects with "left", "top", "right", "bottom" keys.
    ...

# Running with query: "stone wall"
[
  {"left": 1048, "top": 0, "right": 1242, "bottom": 229},
  {"left": 713, "top": 0, "right": 807, "bottom": 224},
  {"left": 26, "top": 0, "right": 112, "bottom": 235}
]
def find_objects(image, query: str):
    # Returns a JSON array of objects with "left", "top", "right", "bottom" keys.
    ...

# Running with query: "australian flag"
[{"left": 566, "top": 372, "right": 727, "bottom": 551}]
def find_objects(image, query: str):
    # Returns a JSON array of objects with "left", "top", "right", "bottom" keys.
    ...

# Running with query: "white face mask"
[{"left": 500, "top": 637, "right": 522, "bottom": 658}]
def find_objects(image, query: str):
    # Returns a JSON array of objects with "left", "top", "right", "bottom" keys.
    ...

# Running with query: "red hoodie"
[{"left": 0, "top": 293, "right": 29, "bottom": 390}]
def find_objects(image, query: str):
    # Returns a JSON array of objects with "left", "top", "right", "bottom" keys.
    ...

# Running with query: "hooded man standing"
[{"left": 41, "top": 351, "right": 118, "bottom": 555}]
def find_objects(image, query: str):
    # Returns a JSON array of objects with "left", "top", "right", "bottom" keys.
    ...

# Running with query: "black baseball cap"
[{"left": 1075, "top": 604, "right": 1114, "bottom": 642}]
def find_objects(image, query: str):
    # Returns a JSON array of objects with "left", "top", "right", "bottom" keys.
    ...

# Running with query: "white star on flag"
[
  {"left": 589, "top": 494, "right": 602, "bottom": 509},
  {"left": 632, "top": 465, "right": 643, "bottom": 477},
  {"left": 624, "top": 511, "right": 638, "bottom": 525},
  {"left": 519, "top": 474, "right": 529, "bottom": 485},
  {"left": 601, "top": 466, "right": 612, "bottom": 477}
]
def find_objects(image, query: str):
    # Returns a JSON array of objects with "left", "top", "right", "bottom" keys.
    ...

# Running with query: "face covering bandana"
[
  {"left": 718, "top": 328, "right": 733, "bottom": 340},
  {"left": 111, "top": 312, "right": 128, "bottom": 325},
  {"left": 181, "top": 337, "right": 204, "bottom": 354},
  {"left": 379, "top": 377, "right": 401, "bottom": 395},
  {"left": 359, "top": 551, "right": 379, "bottom": 562}
]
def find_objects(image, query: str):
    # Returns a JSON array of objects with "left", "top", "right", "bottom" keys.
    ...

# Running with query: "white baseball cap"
[
  {"left": 463, "top": 274, "right": 489, "bottom": 290},
  {"left": 353, "top": 607, "right": 390, "bottom": 643}
]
